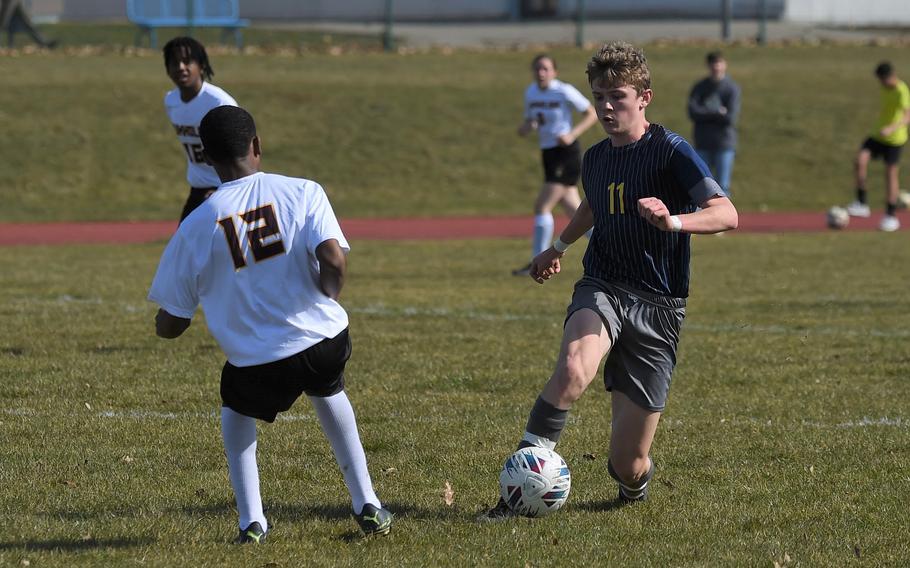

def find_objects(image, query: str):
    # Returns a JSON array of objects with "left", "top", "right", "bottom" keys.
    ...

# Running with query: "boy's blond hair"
[{"left": 586, "top": 42, "right": 651, "bottom": 94}]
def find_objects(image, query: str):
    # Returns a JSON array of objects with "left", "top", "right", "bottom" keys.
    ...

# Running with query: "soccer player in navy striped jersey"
[{"left": 482, "top": 42, "right": 737, "bottom": 520}]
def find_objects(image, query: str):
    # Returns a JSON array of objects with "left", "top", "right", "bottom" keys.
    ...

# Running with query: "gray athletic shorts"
[{"left": 566, "top": 277, "right": 686, "bottom": 412}]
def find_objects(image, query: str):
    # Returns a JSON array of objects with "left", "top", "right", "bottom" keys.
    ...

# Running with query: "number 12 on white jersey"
[{"left": 217, "top": 204, "right": 286, "bottom": 270}]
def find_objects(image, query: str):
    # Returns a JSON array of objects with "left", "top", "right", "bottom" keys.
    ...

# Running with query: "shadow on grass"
[
  {"left": 270, "top": 500, "right": 439, "bottom": 522},
  {"left": 180, "top": 499, "right": 441, "bottom": 522},
  {"left": 571, "top": 498, "right": 628, "bottom": 513},
  {"left": 178, "top": 499, "right": 477, "bottom": 542},
  {"left": 0, "top": 536, "right": 153, "bottom": 552}
]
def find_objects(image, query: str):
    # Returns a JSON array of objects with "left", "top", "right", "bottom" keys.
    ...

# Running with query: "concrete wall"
[
  {"left": 24, "top": 0, "right": 63, "bottom": 21},
  {"left": 785, "top": 0, "right": 910, "bottom": 25},
  {"left": 62, "top": 0, "right": 124, "bottom": 20},
  {"left": 58, "top": 0, "right": 786, "bottom": 23},
  {"left": 246, "top": 0, "right": 508, "bottom": 21},
  {"left": 557, "top": 0, "right": 785, "bottom": 19}
]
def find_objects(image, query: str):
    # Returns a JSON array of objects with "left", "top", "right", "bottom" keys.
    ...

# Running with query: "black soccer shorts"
[
  {"left": 541, "top": 141, "right": 582, "bottom": 186},
  {"left": 861, "top": 137, "right": 903, "bottom": 166},
  {"left": 220, "top": 328, "right": 351, "bottom": 422}
]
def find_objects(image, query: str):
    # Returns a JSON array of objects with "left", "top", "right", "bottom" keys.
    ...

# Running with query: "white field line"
[
  {"left": 26, "top": 297, "right": 910, "bottom": 338},
  {"left": 348, "top": 305, "right": 910, "bottom": 339},
  {"left": 1, "top": 407, "right": 907, "bottom": 430}
]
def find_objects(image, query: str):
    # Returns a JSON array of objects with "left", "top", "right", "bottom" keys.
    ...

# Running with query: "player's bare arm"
[
  {"left": 155, "top": 308, "right": 191, "bottom": 339},
  {"left": 316, "top": 239, "right": 346, "bottom": 300},
  {"left": 880, "top": 108, "right": 910, "bottom": 137},
  {"left": 637, "top": 195, "right": 738, "bottom": 234},
  {"left": 558, "top": 106, "right": 598, "bottom": 146},
  {"left": 530, "top": 199, "right": 595, "bottom": 284}
]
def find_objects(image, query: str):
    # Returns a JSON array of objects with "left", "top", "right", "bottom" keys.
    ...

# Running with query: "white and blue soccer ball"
[
  {"left": 827, "top": 206, "right": 849, "bottom": 230},
  {"left": 499, "top": 446, "right": 571, "bottom": 517},
  {"left": 897, "top": 190, "right": 910, "bottom": 209}
]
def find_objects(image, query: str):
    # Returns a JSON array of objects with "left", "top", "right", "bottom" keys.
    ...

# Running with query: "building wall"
[
  {"left": 59, "top": 0, "right": 509, "bottom": 21},
  {"left": 785, "top": 0, "right": 910, "bottom": 25},
  {"left": 244, "top": 0, "right": 508, "bottom": 21},
  {"left": 62, "top": 0, "right": 124, "bottom": 20},
  {"left": 59, "top": 0, "right": 786, "bottom": 23},
  {"left": 556, "top": 0, "right": 784, "bottom": 19}
]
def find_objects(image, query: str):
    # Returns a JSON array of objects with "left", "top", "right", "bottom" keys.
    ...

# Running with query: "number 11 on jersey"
[{"left": 608, "top": 182, "right": 625, "bottom": 214}]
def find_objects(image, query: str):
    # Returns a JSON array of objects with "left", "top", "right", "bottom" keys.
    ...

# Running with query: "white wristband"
[
  {"left": 553, "top": 238, "right": 570, "bottom": 253},
  {"left": 669, "top": 216, "right": 683, "bottom": 232}
]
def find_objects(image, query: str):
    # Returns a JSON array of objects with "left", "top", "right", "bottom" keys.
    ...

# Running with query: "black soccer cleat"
[
  {"left": 476, "top": 497, "right": 518, "bottom": 523},
  {"left": 233, "top": 521, "right": 267, "bottom": 544},
  {"left": 354, "top": 504, "right": 393, "bottom": 536},
  {"left": 617, "top": 484, "right": 649, "bottom": 504},
  {"left": 609, "top": 458, "right": 654, "bottom": 505}
]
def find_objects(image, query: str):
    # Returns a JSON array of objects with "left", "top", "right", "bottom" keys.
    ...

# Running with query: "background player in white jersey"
[
  {"left": 483, "top": 42, "right": 738, "bottom": 520},
  {"left": 162, "top": 37, "right": 238, "bottom": 222},
  {"left": 148, "top": 106, "right": 392, "bottom": 542},
  {"left": 513, "top": 54, "right": 598, "bottom": 276}
]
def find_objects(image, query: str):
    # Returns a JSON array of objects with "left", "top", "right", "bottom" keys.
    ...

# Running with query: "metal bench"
[{"left": 126, "top": 0, "right": 250, "bottom": 48}]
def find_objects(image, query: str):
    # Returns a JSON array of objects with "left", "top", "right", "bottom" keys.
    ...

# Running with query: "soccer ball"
[
  {"left": 897, "top": 190, "right": 910, "bottom": 209},
  {"left": 499, "top": 447, "right": 571, "bottom": 517},
  {"left": 827, "top": 206, "right": 849, "bottom": 230}
]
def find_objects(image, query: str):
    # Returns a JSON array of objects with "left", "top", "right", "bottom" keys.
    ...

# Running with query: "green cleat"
[
  {"left": 354, "top": 504, "right": 393, "bottom": 536},
  {"left": 233, "top": 521, "right": 267, "bottom": 544}
]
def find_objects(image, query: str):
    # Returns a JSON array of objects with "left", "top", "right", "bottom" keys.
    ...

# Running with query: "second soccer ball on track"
[
  {"left": 499, "top": 447, "right": 571, "bottom": 517},
  {"left": 827, "top": 206, "right": 849, "bottom": 230},
  {"left": 897, "top": 190, "right": 910, "bottom": 209}
]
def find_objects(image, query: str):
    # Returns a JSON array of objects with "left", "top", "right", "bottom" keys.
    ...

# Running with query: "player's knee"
[
  {"left": 552, "top": 357, "right": 591, "bottom": 401},
  {"left": 610, "top": 454, "right": 651, "bottom": 485}
]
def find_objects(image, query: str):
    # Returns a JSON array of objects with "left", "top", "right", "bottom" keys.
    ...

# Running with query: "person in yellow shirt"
[{"left": 847, "top": 62, "right": 910, "bottom": 232}]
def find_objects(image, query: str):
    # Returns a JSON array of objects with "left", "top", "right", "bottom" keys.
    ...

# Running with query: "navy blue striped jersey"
[{"left": 581, "top": 123, "right": 724, "bottom": 298}]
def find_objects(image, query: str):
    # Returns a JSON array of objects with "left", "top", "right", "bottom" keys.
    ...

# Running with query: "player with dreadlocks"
[{"left": 162, "top": 36, "right": 238, "bottom": 221}]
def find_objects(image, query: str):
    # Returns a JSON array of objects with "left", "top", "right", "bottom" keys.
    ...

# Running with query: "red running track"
[{"left": 0, "top": 211, "right": 907, "bottom": 246}]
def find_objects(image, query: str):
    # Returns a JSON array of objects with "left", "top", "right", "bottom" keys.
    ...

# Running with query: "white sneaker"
[
  {"left": 879, "top": 215, "right": 900, "bottom": 232},
  {"left": 845, "top": 201, "right": 871, "bottom": 217}
]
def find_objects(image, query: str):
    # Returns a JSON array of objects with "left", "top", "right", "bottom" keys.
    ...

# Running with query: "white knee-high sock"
[
  {"left": 309, "top": 391, "right": 381, "bottom": 514},
  {"left": 221, "top": 407, "right": 267, "bottom": 531},
  {"left": 532, "top": 213, "right": 555, "bottom": 257}
]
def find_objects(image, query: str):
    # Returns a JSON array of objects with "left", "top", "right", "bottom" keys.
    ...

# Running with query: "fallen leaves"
[
  {"left": 443, "top": 481, "right": 455, "bottom": 506},
  {"left": 773, "top": 552, "right": 792, "bottom": 568}
]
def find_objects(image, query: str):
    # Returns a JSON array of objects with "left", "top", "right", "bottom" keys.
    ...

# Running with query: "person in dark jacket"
[
  {"left": 1, "top": 0, "right": 56, "bottom": 48},
  {"left": 687, "top": 51, "right": 740, "bottom": 196}
]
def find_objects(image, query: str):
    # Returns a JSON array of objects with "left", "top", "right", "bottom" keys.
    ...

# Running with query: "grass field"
[
  {"left": 3, "top": 24, "right": 910, "bottom": 567},
  {"left": 1, "top": 35, "right": 909, "bottom": 221},
  {"left": 1, "top": 233, "right": 909, "bottom": 566}
]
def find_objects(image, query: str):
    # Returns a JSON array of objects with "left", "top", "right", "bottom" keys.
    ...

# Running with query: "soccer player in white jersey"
[
  {"left": 482, "top": 42, "right": 738, "bottom": 520},
  {"left": 148, "top": 106, "right": 392, "bottom": 542},
  {"left": 513, "top": 54, "right": 598, "bottom": 276},
  {"left": 162, "top": 37, "right": 238, "bottom": 222}
]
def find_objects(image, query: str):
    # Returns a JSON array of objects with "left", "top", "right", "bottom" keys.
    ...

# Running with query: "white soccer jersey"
[
  {"left": 148, "top": 172, "right": 350, "bottom": 367},
  {"left": 523, "top": 79, "right": 591, "bottom": 149},
  {"left": 164, "top": 82, "right": 238, "bottom": 188}
]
